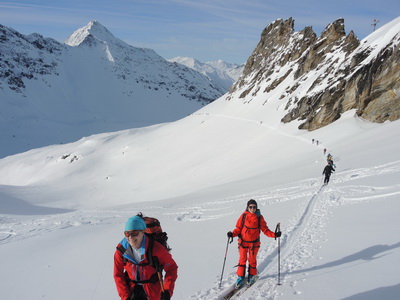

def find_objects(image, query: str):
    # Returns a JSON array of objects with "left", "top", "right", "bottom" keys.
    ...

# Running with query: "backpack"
[{"left": 138, "top": 212, "right": 171, "bottom": 251}]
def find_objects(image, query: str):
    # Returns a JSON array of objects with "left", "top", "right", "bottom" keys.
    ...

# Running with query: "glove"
[
  {"left": 275, "top": 231, "right": 282, "bottom": 238},
  {"left": 161, "top": 290, "right": 171, "bottom": 300},
  {"left": 227, "top": 231, "right": 233, "bottom": 238}
]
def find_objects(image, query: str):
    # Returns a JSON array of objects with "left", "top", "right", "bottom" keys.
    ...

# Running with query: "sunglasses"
[
  {"left": 248, "top": 205, "right": 257, "bottom": 209},
  {"left": 124, "top": 230, "right": 143, "bottom": 237}
]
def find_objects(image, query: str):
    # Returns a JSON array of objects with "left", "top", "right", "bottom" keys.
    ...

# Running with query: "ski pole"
[
  {"left": 157, "top": 269, "right": 165, "bottom": 293},
  {"left": 275, "top": 223, "right": 282, "bottom": 285},
  {"left": 153, "top": 257, "right": 165, "bottom": 292},
  {"left": 219, "top": 235, "right": 233, "bottom": 288}
]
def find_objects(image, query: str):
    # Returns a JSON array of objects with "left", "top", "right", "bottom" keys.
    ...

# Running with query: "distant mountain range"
[
  {"left": 168, "top": 57, "right": 244, "bottom": 92},
  {"left": 0, "top": 21, "right": 240, "bottom": 157}
]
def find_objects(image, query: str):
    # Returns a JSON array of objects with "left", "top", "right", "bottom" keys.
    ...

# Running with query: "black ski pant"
[{"left": 324, "top": 174, "right": 331, "bottom": 184}]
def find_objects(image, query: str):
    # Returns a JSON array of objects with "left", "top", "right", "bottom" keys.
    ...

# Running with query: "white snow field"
[{"left": 1, "top": 100, "right": 399, "bottom": 299}]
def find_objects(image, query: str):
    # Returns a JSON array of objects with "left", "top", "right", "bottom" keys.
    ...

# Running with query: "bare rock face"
[
  {"left": 231, "top": 17, "right": 400, "bottom": 130},
  {"left": 350, "top": 43, "right": 400, "bottom": 123}
]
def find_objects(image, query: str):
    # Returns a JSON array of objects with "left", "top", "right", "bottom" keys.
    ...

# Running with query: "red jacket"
[
  {"left": 232, "top": 210, "right": 275, "bottom": 248},
  {"left": 114, "top": 236, "right": 178, "bottom": 300}
]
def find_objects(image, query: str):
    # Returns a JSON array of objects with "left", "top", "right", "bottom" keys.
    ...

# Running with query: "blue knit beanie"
[{"left": 125, "top": 216, "right": 146, "bottom": 231}]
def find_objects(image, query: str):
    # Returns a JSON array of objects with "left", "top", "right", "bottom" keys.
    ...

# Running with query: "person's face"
[
  {"left": 124, "top": 230, "right": 145, "bottom": 249},
  {"left": 248, "top": 205, "right": 257, "bottom": 213}
]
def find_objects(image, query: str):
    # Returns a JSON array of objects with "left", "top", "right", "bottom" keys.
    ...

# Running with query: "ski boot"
[
  {"left": 235, "top": 276, "right": 246, "bottom": 289},
  {"left": 247, "top": 274, "right": 258, "bottom": 287}
]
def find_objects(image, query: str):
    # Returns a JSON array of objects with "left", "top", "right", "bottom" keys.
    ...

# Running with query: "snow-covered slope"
[
  {"left": 1, "top": 100, "right": 399, "bottom": 300},
  {"left": 0, "top": 21, "right": 224, "bottom": 158},
  {"left": 169, "top": 56, "right": 244, "bottom": 92},
  {"left": 1, "top": 18, "right": 400, "bottom": 300}
]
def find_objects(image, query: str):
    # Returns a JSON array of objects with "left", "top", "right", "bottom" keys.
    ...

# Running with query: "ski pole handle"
[{"left": 275, "top": 223, "right": 281, "bottom": 240}]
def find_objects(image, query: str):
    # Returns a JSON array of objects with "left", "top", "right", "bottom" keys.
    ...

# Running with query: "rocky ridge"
[{"left": 230, "top": 17, "right": 400, "bottom": 130}]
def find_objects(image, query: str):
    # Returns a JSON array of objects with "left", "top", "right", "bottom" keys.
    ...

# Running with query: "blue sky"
[{"left": 1, "top": 0, "right": 399, "bottom": 64}]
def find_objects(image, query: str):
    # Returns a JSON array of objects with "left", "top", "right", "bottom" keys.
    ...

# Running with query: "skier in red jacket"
[
  {"left": 227, "top": 199, "right": 281, "bottom": 287},
  {"left": 114, "top": 216, "right": 178, "bottom": 300}
]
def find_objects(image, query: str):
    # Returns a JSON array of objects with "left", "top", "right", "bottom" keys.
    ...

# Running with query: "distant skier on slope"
[
  {"left": 323, "top": 163, "right": 335, "bottom": 185},
  {"left": 227, "top": 199, "right": 281, "bottom": 288},
  {"left": 326, "top": 153, "right": 336, "bottom": 169}
]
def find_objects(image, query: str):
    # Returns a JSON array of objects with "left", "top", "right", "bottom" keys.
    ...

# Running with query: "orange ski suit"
[{"left": 232, "top": 210, "right": 276, "bottom": 276}]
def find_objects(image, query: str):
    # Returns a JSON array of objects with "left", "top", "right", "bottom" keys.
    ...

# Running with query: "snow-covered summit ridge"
[
  {"left": 358, "top": 16, "right": 400, "bottom": 56},
  {"left": 65, "top": 20, "right": 117, "bottom": 46}
]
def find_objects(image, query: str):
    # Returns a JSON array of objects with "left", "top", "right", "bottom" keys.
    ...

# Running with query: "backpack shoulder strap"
[
  {"left": 116, "top": 244, "right": 126, "bottom": 255},
  {"left": 145, "top": 234, "right": 159, "bottom": 269},
  {"left": 116, "top": 244, "right": 128, "bottom": 264},
  {"left": 241, "top": 213, "right": 247, "bottom": 228}
]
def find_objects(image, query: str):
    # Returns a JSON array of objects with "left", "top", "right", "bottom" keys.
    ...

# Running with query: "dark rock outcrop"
[{"left": 231, "top": 17, "right": 400, "bottom": 130}]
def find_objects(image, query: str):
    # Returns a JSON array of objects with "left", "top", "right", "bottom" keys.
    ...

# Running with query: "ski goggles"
[{"left": 124, "top": 230, "right": 143, "bottom": 237}]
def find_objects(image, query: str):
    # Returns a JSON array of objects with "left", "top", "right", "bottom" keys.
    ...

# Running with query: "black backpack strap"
[
  {"left": 145, "top": 234, "right": 154, "bottom": 264},
  {"left": 241, "top": 213, "right": 246, "bottom": 228},
  {"left": 241, "top": 212, "right": 261, "bottom": 230},
  {"left": 116, "top": 244, "right": 128, "bottom": 264},
  {"left": 125, "top": 272, "right": 159, "bottom": 284},
  {"left": 116, "top": 244, "right": 126, "bottom": 255}
]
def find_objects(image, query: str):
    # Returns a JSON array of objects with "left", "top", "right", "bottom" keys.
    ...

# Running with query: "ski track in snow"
[
  {"left": 190, "top": 159, "right": 400, "bottom": 299},
  {"left": 196, "top": 113, "right": 312, "bottom": 146},
  {"left": 1, "top": 160, "right": 400, "bottom": 299}
]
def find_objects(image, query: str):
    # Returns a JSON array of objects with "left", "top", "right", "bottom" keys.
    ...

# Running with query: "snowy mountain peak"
[
  {"left": 0, "top": 22, "right": 224, "bottom": 157},
  {"left": 168, "top": 56, "right": 244, "bottom": 91},
  {"left": 64, "top": 20, "right": 117, "bottom": 46}
]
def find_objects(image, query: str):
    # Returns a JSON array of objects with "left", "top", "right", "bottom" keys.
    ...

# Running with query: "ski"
[
  {"left": 223, "top": 285, "right": 244, "bottom": 300},
  {"left": 223, "top": 276, "right": 259, "bottom": 299},
  {"left": 223, "top": 278, "right": 247, "bottom": 300}
]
